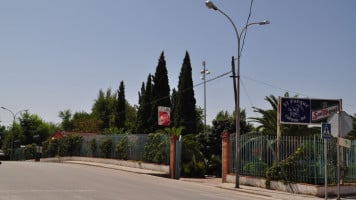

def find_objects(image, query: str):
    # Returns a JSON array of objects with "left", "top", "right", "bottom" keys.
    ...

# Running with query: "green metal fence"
[
  {"left": 80, "top": 134, "right": 169, "bottom": 163},
  {"left": 230, "top": 134, "right": 356, "bottom": 184}
]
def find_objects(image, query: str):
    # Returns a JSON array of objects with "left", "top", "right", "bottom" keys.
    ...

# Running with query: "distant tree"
[
  {"left": 198, "top": 109, "right": 252, "bottom": 176},
  {"left": 174, "top": 51, "right": 197, "bottom": 135},
  {"left": 116, "top": 81, "right": 126, "bottom": 130},
  {"left": 72, "top": 112, "right": 101, "bottom": 133},
  {"left": 124, "top": 102, "right": 137, "bottom": 133},
  {"left": 171, "top": 88, "right": 178, "bottom": 127},
  {"left": 59, "top": 110, "right": 73, "bottom": 131},
  {"left": 92, "top": 89, "right": 116, "bottom": 130},
  {"left": 150, "top": 51, "right": 172, "bottom": 131},
  {"left": 136, "top": 75, "right": 153, "bottom": 134}
]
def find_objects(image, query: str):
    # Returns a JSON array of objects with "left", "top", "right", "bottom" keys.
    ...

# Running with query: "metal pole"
[
  {"left": 201, "top": 61, "right": 208, "bottom": 136},
  {"left": 324, "top": 139, "right": 328, "bottom": 200},
  {"left": 1, "top": 107, "right": 28, "bottom": 160},
  {"left": 205, "top": 0, "right": 269, "bottom": 189}
]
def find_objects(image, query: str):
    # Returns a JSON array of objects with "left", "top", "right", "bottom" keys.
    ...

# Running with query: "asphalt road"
[{"left": 0, "top": 161, "right": 278, "bottom": 200}]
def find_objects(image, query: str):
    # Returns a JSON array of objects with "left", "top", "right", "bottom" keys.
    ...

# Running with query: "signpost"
[
  {"left": 327, "top": 111, "right": 353, "bottom": 200},
  {"left": 321, "top": 123, "right": 331, "bottom": 200},
  {"left": 278, "top": 97, "right": 354, "bottom": 200}
]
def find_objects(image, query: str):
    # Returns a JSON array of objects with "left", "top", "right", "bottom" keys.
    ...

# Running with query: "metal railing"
[{"left": 230, "top": 134, "right": 356, "bottom": 184}]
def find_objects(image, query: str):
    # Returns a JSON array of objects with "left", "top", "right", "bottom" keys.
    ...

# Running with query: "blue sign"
[
  {"left": 281, "top": 98, "right": 311, "bottom": 124},
  {"left": 321, "top": 123, "right": 332, "bottom": 139}
]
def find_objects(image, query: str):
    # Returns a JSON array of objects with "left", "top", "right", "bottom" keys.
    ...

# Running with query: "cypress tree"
[
  {"left": 175, "top": 51, "right": 197, "bottom": 134},
  {"left": 150, "top": 51, "right": 172, "bottom": 130},
  {"left": 136, "top": 74, "right": 153, "bottom": 134},
  {"left": 116, "top": 81, "right": 126, "bottom": 130}
]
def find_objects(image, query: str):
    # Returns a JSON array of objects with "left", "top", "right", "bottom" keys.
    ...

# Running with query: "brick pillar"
[
  {"left": 170, "top": 135, "right": 178, "bottom": 179},
  {"left": 221, "top": 131, "right": 230, "bottom": 183}
]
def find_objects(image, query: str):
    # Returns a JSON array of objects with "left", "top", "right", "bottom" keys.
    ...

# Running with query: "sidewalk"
[
  {"left": 64, "top": 160, "right": 328, "bottom": 200},
  {"left": 180, "top": 177, "right": 327, "bottom": 200}
]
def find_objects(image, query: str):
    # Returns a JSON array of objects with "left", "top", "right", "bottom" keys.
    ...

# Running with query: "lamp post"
[
  {"left": 201, "top": 61, "right": 210, "bottom": 135},
  {"left": 1, "top": 107, "right": 28, "bottom": 160},
  {"left": 205, "top": 0, "right": 269, "bottom": 188}
]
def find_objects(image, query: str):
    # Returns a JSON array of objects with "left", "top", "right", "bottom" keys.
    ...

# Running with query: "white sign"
[
  {"left": 338, "top": 138, "right": 352, "bottom": 148},
  {"left": 327, "top": 111, "right": 353, "bottom": 138}
]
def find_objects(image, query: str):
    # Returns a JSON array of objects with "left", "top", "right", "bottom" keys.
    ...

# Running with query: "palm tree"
[{"left": 250, "top": 95, "right": 278, "bottom": 136}]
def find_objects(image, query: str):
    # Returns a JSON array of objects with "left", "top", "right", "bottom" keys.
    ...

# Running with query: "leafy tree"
[
  {"left": 198, "top": 109, "right": 252, "bottom": 176},
  {"left": 150, "top": 51, "right": 172, "bottom": 131},
  {"left": 72, "top": 112, "right": 101, "bottom": 133},
  {"left": 116, "top": 81, "right": 126, "bottom": 130},
  {"left": 173, "top": 51, "right": 197, "bottom": 135},
  {"left": 124, "top": 102, "right": 137, "bottom": 133},
  {"left": 92, "top": 89, "right": 116, "bottom": 130},
  {"left": 59, "top": 110, "right": 73, "bottom": 131},
  {"left": 19, "top": 112, "right": 56, "bottom": 145}
]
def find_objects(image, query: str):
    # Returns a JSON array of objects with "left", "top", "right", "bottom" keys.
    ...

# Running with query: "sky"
[{"left": 0, "top": 0, "right": 355, "bottom": 127}]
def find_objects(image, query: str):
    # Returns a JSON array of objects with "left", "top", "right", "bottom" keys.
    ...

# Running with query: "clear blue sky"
[{"left": 1, "top": 0, "right": 355, "bottom": 127}]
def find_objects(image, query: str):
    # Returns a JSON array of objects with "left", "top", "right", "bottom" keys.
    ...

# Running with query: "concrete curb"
[{"left": 40, "top": 156, "right": 169, "bottom": 174}]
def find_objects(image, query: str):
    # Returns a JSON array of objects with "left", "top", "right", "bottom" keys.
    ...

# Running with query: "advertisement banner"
[
  {"left": 158, "top": 106, "right": 171, "bottom": 126},
  {"left": 280, "top": 97, "right": 341, "bottom": 125}
]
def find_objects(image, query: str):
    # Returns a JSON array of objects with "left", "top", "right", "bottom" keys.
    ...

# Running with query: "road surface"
[{"left": 0, "top": 161, "right": 278, "bottom": 200}]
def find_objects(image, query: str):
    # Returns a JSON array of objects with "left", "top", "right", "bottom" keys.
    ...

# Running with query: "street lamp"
[
  {"left": 205, "top": 0, "right": 269, "bottom": 188},
  {"left": 1, "top": 107, "right": 28, "bottom": 160},
  {"left": 201, "top": 61, "right": 210, "bottom": 136}
]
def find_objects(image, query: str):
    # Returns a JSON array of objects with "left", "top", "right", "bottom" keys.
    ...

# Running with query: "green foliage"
[
  {"left": 89, "top": 138, "right": 97, "bottom": 157},
  {"left": 165, "top": 126, "right": 184, "bottom": 137},
  {"left": 42, "top": 139, "right": 59, "bottom": 157},
  {"left": 182, "top": 154, "right": 206, "bottom": 178},
  {"left": 150, "top": 51, "right": 172, "bottom": 131},
  {"left": 58, "top": 135, "right": 83, "bottom": 157},
  {"left": 23, "top": 144, "right": 35, "bottom": 160},
  {"left": 136, "top": 75, "right": 153, "bottom": 134},
  {"left": 143, "top": 131, "right": 169, "bottom": 164},
  {"left": 99, "top": 138, "right": 113, "bottom": 158},
  {"left": 181, "top": 134, "right": 206, "bottom": 177},
  {"left": 116, "top": 81, "right": 126, "bottom": 130},
  {"left": 243, "top": 161, "right": 268, "bottom": 176},
  {"left": 116, "top": 134, "right": 130, "bottom": 160},
  {"left": 173, "top": 51, "right": 197, "bottom": 135},
  {"left": 265, "top": 142, "right": 315, "bottom": 186},
  {"left": 42, "top": 135, "right": 83, "bottom": 157},
  {"left": 92, "top": 89, "right": 117, "bottom": 130},
  {"left": 59, "top": 110, "right": 73, "bottom": 131}
]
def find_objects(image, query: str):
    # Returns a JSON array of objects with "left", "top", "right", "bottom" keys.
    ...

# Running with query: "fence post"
[
  {"left": 170, "top": 135, "right": 178, "bottom": 179},
  {"left": 221, "top": 131, "right": 230, "bottom": 183}
]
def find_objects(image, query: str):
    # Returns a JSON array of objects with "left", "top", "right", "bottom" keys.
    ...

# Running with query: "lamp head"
[
  {"left": 205, "top": 0, "right": 218, "bottom": 11},
  {"left": 259, "top": 20, "right": 270, "bottom": 25}
]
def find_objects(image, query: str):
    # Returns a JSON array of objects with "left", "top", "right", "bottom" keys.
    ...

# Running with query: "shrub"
[
  {"left": 100, "top": 138, "right": 113, "bottom": 158},
  {"left": 143, "top": 131, "right": 169, "bottom": 164},
  {"left": 181, "top": 134, "right": 206, "bottom": 178},
  {"left": 23, "top": 144, "right": 35, "bottom": 160},
  {"left": 243, "top": 161, "right": 268, "bottom": 177},
  {"left": 116, "top": 135, "right": 130, "bottom": 160},
  {"left": 89, "top": 138, "right": 97, "bottom": 157}
]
